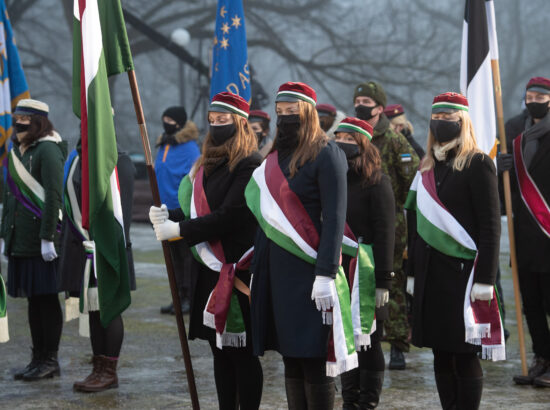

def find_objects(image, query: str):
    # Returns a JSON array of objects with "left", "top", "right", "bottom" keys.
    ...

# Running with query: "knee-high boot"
[
  {"left": 341, "top": 368, "right": 360, "bottom": 409},
  {"left": 359, "top": 370, "right": 384, "bottom": 409}
]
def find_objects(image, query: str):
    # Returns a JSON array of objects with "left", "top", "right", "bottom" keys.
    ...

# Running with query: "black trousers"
[
  {"left": 28, "top": 294, "right": 63, "bottom": 352},
  {"left": 519, "top": 271, "right": 550, "bottom": 360}
]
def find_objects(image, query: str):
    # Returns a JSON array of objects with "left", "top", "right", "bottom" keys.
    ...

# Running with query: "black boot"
[
  {"left": 160, "top": 302, "right": 174, "bottom": 314},
  {"left": 513, "top": 355, "right": 550, "bottom": 385},
  {"left": 23, "top": 351, "right": 60, "bottom": 381},
  {"left": 14, "top": 348, "right": 41, "bottom": 380},
  {"left": 435, "top": 373, "right": 457, "bottom": 410},
  {"left": 456, "top": 376, "right": 482, "bottom": 410},
  {"left": 285, "top": 378, "right": 307, "bottom": 410},
  {"left": 389, "top": 346, "right": 406, "bottom": 370},
  {"left": 304, "top": 379, "right": 335, "bottom": 410},
  {"left": 359, "top": 370, "right": 384, "bottom": 409},
  {"left": 341, "top": 368, "right": 360, "bottom": 409}
]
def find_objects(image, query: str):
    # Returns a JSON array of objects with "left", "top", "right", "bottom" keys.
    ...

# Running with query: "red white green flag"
[{"left": 72, "top": 0, "right": 134, "bottom": 327}]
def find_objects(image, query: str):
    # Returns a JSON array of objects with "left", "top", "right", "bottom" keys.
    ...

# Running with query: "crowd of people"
[{"left": 2, "top": 75, "right": 550, "bottom": 410}]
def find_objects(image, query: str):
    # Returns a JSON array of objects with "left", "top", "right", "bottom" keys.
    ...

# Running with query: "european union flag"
[
  {"left": 0, "top": 0, "right": 30, "bottom": 160},
  {"left": 210, "top": 0, "right": 250, "bottom": 101}
]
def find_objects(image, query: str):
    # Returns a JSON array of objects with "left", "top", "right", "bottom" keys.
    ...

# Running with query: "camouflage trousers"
[{"left": 384, "top": 211, "right": 410, "bottom": 352}]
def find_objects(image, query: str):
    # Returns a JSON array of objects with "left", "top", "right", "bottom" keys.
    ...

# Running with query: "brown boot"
[
  {"left": 74, "top": 356, "right": 103, "bottom": 391},
  {"left": 77, "top": 356, "right": 119, "bottom": 392}
]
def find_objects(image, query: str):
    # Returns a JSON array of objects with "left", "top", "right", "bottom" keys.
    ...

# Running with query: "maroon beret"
[
  {"left": 316, "top": 103, "right": 337, "bottom": 116},
  {"left": 383, "top": 104, "right": 405, "bottom": 119},
  {"left": 526, "top": 77, "right": 550, "bottom": 94}
]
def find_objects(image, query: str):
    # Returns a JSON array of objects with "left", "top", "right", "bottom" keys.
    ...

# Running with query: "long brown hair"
[
  {"left": 421, "top": 110, "right": 482, "bottom": 172},
  {"left": 273, "top": 100, "right": 328, "bottom": 177},
  {"left": 12, "top": 114, "right": 54, "bottom": 146},
  {"left": 347, "top": 132, "right": 382, "bottom": 186},
  {"left": 193, "top": 113, "right": 257, "bottom": 177}
]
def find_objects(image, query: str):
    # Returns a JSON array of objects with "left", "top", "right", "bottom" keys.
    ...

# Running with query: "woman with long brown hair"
[
  {"left": 405, "top": 92, "right": 503, "bottom": 409},
  {"left": 149, "top": 92, "right": 263, "bottom": 409},
  {"left": 248, "top": 82, "right": 349, "bottom": 409},
  {"left": 334, "top": 117, "right": 395, "bottom": 409}
]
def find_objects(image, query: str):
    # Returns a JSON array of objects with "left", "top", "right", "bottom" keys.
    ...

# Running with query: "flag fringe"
[
  {"left": 354, "top": 334, "right": 372, "bottom": 351},
  {"left": 216, "top": 332, "right": 246, "bottom": 349},
  {"left": 65, "top": 297, "right": 80, "bottom": 322},
  {"left": 465, "top": 323, "right": 491, "bottom": 345},
  {"left": 326, "top": 353, "right": 358, "bottom": 377},
  {"left": 0, "top": 314, "right": 9, "bottom": 343}
]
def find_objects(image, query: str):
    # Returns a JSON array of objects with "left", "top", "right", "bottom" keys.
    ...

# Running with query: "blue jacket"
[{"left": 155, "top": 121, "right": 201, "bottom": 209}]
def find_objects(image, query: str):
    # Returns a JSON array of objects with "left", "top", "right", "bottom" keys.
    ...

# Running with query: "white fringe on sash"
[
  {"left": 65, "top": 297, "right": 80, "bottom": 322},
  {"left": 0, "top": 314, "right": 9, "bottom": 343},
  {"left": 326, "top": 352, "right": 359, "bottom": 378},
  {"left": 216, "top": 331, "right": 246, "bottom": 349}
]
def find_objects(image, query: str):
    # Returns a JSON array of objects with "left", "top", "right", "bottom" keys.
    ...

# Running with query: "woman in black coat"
[
  {"left": 334, "top": 117, "right": 395, "bottom": 409},
  {"left": 150, "top": 92, "right": 263, "bottom": 410},
  {"left": 249, "top": 82, "right": 348, "bottom": 409},
  {"left": 406, "top": 93, "right": 501, "bottom": 410}
]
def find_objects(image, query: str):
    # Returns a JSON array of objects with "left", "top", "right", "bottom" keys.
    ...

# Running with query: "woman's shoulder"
[
  {"left": 468, "top": 152, "right": 496, "bottom": 173},
  {"left": 317, "top": 139, "right": 346, "bottom": 164},
  {"left": 236, "top": 151, "right": 263, "bottom": 170}
]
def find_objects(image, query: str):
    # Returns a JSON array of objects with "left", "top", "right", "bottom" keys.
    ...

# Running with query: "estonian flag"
[{"left": 460, "top": 0, "right": 499, "bottom": 158}]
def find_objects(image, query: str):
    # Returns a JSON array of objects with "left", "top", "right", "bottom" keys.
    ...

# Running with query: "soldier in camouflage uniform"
[{"left": 353, "top": 81, "right": 420, "bottom": 370}]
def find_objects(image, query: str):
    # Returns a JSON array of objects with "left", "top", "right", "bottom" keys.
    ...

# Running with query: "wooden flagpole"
[
  {"left": 491, "top": 59, "right": 528, "bottom": 375},
  {"left": 127, "top": 69, "right": 201, "bottom": 408}
]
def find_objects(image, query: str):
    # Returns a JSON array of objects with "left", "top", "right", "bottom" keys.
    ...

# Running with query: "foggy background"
[{"left": 7, "top": 0, "right": 550, "bottom": 153}]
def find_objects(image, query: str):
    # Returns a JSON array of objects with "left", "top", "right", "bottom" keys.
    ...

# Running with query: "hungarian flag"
[
  {"left": 73, "top": 0, "right": 134, "bottom": 327},
  {"left": 460, "top": 0, "right": 499, "bottom": 158}
]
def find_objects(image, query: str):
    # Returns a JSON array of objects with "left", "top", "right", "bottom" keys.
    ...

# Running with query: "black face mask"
[
  {"left": 163, "top": 121, "right": 179, "bottom": 135},
  {"left": 209, "top": 123, "right": 236, "bottom": 146},
  {"left": 429, "top": 119, "right": 461, "bottom": 143},
  {"left": 336, "top": 142, "right": 360, "bottom": 160},
  {"left": 14, "top": 122, "right": 30, "bottom": 134},
  {"left": 255, "top": 131, "right": 264, "bottom": 144},
  {"left": 276, "top": 115, "right": 301, "bottom": 148},
  {"left": 355, "top": 104, "right": 376, "bottom": 121},
  {"left": 526, "top": 101, "right": 549, "bottom": 119}
]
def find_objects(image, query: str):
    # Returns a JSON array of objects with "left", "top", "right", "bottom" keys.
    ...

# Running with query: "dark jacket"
[
  {"left": 251, "top": 141, "right": 348, "bottom": 358},
  {"left": 169, "top": 152, "right": 262, "bottom": 342},
  {"left": 508, "top": 114, "right": 550, "bottom": 272},
  {"left": 408, "top": 153, "right": 500, "bottom": 352},
  {"left": 1, "top": 132, "right": 67, "bottom": 257},
  {"left": 402, "top": 129, "right": 426, "bottom": 159},
  {"left": 57, "top": 148, "right": 137, "bottom": 293}
]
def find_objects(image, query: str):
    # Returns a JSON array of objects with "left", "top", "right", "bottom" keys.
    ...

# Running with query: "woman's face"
[
  {"left": 275, "top": 102, "right": 300, "bottom": 116},
  {"left": 13, "top": 115, "right": 31, "bottom": 125},
  {"left": 208, "top": 112, "right": 233, "bottom": 126},
  {"left": 431, "top": 111, "right": 461, "bottom": 122},
  {"left": 334, "top": 132, "right": 357, "bottom": 145}
]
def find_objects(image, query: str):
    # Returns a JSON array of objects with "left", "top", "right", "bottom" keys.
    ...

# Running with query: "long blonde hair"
[
  {"left": 390, "top": 114, "right": 414, "bottom": 135},
  {"left": 193, "top": 113, "right": 258, "bottom": 177},
  {"left": 273, "top": 100, "right": 328, "bottom": 176},
  {"left": 421, "top": 110, "right": 482, "bottom": 172}
]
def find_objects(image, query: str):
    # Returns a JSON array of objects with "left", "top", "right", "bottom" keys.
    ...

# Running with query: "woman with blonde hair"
[
  {"left": 405, "top": 92, "right": 503, "bottom": 409},
  {"left": 248, "top": 82, "right": 350, "bottom": 409},
  {"left": 149, "top": 92, "right": 263, "bottom": 409}
]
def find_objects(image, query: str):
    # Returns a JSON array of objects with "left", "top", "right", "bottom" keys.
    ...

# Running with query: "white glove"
[
  {"left": 311, "top": 275, "right": 335, "bottom": 312},
  {"left": 470, "top": 283, "right": 494, "bottom": 302},
  {"left": 153, "top": 219, "right": 181, "bottom": 241},
  {"left": 375, "top": 288, "right": 389, "bottom": 308},
  {"left": 41, "top": 239, "right": 58, "bottom": 262},
  {"left": 149, "top": 204, "right": 168, "bottom": 225},
  {"left": 406, "top": 277, "right": 414, "bottom": 296},
  {"left": 82, "top": 240, "right": 95, "bottom": 253}
]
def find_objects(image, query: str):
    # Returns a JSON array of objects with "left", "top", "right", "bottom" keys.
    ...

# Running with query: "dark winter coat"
[
  {"left": 1, "top": 132, "right": 67, "bottom": 257},
  {"left": 407, "top": 152, "right": 500, "bottom": 353},
  {"left": 343, "top": 169, "right": 395, "bottom": 320},
  {"left": 169, "top": 153, "right": 262, "bottom": 343},
  {"left": 250, "top": 141, "right": 348, "bottom": 358},
  {"left": 57, "top": 149, "right": 137, "bottom": 293}
]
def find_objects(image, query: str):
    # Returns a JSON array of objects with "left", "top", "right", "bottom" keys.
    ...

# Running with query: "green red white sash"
[
  {"left": 405, "top": 170, "right": 505, "bottom": 360},
  {"left": 245, "top": 151, "right": 361, "bottom": 376},
  {"left": 513, "top": 133, "right": 550, "bottom": 238},
  {"left": 0, "top": 275, "right": 8, "bottom": 343},
  {"left": 178, "top": 166, "right": 251, "bottom": 349}
]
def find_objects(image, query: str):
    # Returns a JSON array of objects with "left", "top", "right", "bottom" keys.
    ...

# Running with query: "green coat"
[{"left": 1, "top": 132, "right": 67, "bottom": 257}]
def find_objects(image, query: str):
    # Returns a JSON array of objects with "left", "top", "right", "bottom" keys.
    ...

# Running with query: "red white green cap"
[
  {"left": 276, "top": 82, "right": 317, "bottom": 106},
  {"left": 209, "top": 92, "right": 249, "bottom": 119},
  {"left": 335, "top": 117, "right": 373, "bottom": 140},
  {"left": 526, "top": 77, "right": 550, "bottom": 94},
  {"left": 432, "top": 92, "right": 469, "bottom": 113}
]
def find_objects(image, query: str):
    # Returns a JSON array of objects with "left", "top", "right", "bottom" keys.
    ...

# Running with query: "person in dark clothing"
[
  {"left": 150, "top": 92, "right": 263, "bottom": 410},
  {"left": 497, "top": 77, "right": 550, "bottom": 387},
  {"left": 406, "top": 93, "right": 501, "bottom": 410},
  {"left": 384, "top": 103, "right": 425, "bottom": 158},
  {"left": 249, "top": 110, "right": 273, "bottom": 158},
  {"left": 0, "top": 99, "right": 67, "bottom": 381},
  {"left": 57, "top": 134, "right": 136, "bottom": 392},
  {"left": 249, "top": 82, "right": 349, "bottom": 410},
  {"left": 334, "top": 117, "right": 395, "bottom": 409}
]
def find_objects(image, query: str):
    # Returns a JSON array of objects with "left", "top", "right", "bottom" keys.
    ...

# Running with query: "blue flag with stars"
[
  {"left": 210, "top": 0, "right": 250, "bottom": 101},
  {"left": 0, "top": 0, "right": 30, "bottom": 161}
]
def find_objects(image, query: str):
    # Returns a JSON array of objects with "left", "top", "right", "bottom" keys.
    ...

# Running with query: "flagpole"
[
  {"left": 491, "top": 59, "right": 528, "bottom": 376},
  {"left": 126, "top": 69, "right": 201, "bottom": 409}
]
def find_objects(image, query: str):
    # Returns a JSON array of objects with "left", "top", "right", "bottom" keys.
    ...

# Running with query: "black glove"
[{"left": 496, "top": 153, "right": 513, "bottom": 173}]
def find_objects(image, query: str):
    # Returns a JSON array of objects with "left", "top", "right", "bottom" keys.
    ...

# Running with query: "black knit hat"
[
  {"left": 353, "top": 81, "right": 387, "bottom": 108},
  {"left": 162, "top": 106, "right": 188, "bottom": 127}
]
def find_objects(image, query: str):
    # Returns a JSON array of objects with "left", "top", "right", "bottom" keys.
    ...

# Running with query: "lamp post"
[{"left": 171, "top": 28, "right": 191, "bottom": 107}]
